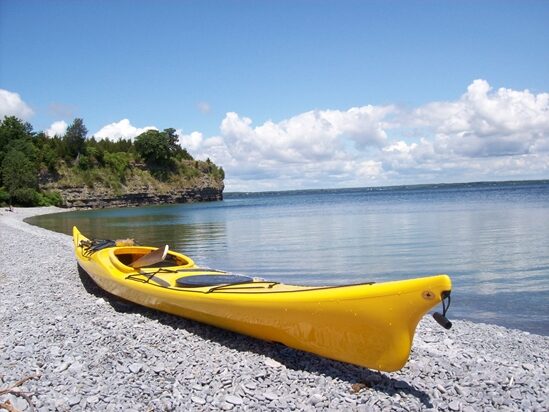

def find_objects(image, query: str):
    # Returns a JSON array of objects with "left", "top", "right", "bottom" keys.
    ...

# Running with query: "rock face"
[
  {"left": 58, "top": 184, "right": 223, "bottom": 209},
  {"left": 41, "top": 175, "right": 224, "bottom": 209},
  {"left": 37, "top": 158, "right": 225, "bottom": 209}
]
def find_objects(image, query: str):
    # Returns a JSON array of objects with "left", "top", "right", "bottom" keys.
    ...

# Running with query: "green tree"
[
  {"left": 41, "top": 144, "right": 58, "bottom": 173},
  {"left": 1, "top": 149, "right": 38, "bottom": 204},
  {"left": 134, "top": 128, "right": 193, "bottom": 164},
  {"left": 64, "top": 118, "right": 88, "bottom": 159},
  {"left": 0, "top": 116, "right": 34, "bottom": 185},
  {"left": 165, "top": 128, "right": 193, "bottom": 160},
  {"left": 4, "top": 137, "right": 38, "bottom": 164},
  {"left": 134, "top": 129, "right": 172, "bottom": 165},
  {"left": 0, "top": 116, "right": 33, "bottom": 150}
]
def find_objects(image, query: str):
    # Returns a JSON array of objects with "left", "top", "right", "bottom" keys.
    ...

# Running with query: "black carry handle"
[
  {"left": 433, "top": 311, "right": 453, "bottom": 329},
  {"left": 433, "top": 291, "right": 452, "bottom": 329}
]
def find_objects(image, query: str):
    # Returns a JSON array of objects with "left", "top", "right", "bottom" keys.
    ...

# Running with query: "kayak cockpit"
[{"left": 108, "top": 247, "right": 195, "bottom": 273}]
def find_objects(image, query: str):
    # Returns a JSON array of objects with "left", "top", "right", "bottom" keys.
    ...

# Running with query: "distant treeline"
[{"left": 0, "top": 116, "right": 224, "bottom": 206}]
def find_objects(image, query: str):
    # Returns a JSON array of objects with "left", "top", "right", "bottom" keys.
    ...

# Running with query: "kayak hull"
[{"left": 73, "top": 226, "right": 452, "bottom": 372}]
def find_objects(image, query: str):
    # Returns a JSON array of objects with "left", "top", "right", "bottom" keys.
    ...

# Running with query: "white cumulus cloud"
[
  {"left": 0, "top": 89, "right": 34, "bottom": 120},
  {"left": 220, "top": 106, "right": 393, "bottom": 164},
  {"left": 45, "top": 120, "right": 68, "bottom": 137},
  {"left": 93, "top": 119, "right": 157, "bottom": 141},
  {"left": 411, "top": 79, "right": 549, "bottom": 158},
  {"left": 178, "top": 131, "right": 204, "bottom": 152}
]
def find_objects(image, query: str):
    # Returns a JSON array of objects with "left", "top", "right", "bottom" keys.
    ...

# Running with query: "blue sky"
[{"left": 1, "top": 0, "right": 548, "bottom": 191}]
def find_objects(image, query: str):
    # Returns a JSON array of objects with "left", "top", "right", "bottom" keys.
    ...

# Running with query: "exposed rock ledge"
[{"left": 58, "top": 185, "right": 223, "bottom": 209}]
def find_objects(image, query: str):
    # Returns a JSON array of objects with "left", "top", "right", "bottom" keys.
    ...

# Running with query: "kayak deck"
[{"left": 128, "top": 268, "right": 328, "bottom": 293}]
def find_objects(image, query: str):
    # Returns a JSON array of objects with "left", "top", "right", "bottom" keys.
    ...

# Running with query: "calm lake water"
[{"left": 27, "top": 180, "right": 549, "bottom": 335}]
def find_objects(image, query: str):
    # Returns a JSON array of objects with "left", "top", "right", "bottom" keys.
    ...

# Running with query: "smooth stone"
[
  {"left": 309, "top": 393, "right": 324, "bottom": 405},
  {"left": 264, "top": 358, "right": 283, "bottom": 368},
  {"left": 129, "top": 363, "right": 143, "bottom": 373},
  {"left": 86, "top": 395, "right": 99, "bottom": 404},
  {"left": 191, "top": 396, "right": 206, "bottom": 405},
  {"left": 449, "top": 400, "right": 461, "bottom": 411},
  {"left": 68, "top": 395, "right": 81, "bottom": 406},
  {"left": 244, "top": 382, "right": 257, "bottom": 390},
  {"left": 225, "top": 394, "right": 243, "bottom": 405}
]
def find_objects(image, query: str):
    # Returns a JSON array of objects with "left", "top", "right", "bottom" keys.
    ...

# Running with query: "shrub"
[
  {"left": 104, "top": 152, "right": 130, "bottom": 179},
  {"left": 38, "top": 191, "right": 63, "bottom": 206},
  {"left": 178, "top": 162, "right": 200, "bottom": 179},
  {"left": 77, "top": 154, "right": 94, "bottom": 170},
  {"left": 12, "top": 188, "right": 40, "bottom": 206},
  {"left": 0, "top": 187, "right": 9, "bottom": 206},
  {"left": 86, "top": 146, "right": 105, "bottom": 166}
]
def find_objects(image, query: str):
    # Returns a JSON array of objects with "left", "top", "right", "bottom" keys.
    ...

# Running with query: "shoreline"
[{"left": 1, "top": 208, "right": 548, "bottom": 410}]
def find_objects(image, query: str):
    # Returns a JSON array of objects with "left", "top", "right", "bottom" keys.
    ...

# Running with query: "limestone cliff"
[
  {"left": 39, "top": 161, "right": 224, "bottom": 209},
  {"left": 49, "top": 179, "right": 223, "bottom": 209}
]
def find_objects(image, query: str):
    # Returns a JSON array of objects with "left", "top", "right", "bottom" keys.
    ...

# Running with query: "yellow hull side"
[{"left": 73, "top": 226, "right": 451, "bottom": 372}]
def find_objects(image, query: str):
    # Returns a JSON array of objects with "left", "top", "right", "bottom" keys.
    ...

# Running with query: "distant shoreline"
[{"left": 225, "top": 178, "right": 549, "bottom": 196}]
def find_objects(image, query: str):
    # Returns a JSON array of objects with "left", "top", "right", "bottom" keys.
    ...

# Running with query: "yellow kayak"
[{"left": 73, "top": 226, "right": 452, "bottom": 372}]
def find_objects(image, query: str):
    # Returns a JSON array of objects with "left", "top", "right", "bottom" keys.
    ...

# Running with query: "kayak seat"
[{"left": 176, "top": 274, "right": 254, "bottom": 288}]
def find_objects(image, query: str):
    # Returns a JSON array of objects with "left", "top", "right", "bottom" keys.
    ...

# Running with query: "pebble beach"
[{"left": 1, "top": 207, "right": 548, "bottom": 411}]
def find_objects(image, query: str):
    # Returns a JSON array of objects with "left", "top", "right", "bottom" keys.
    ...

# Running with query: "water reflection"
[{"left": 29, "top": 209, "right": 228, "bottom": 263}]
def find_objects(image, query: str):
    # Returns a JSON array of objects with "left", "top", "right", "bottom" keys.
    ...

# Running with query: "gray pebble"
[
  {"left": 510, "top": 388, "right": 522, "bottom": 399},
  {"left": 448, "top": 400, "right": 460, "bottom": 411},
  {"left": 191, "top": 396, "right": 206, "bottom": 405},
  {"left": 54, "top": 362, "right": 70, "bottom": 372},
  {"left": 264, "top": 358, "right": 283, "bottom": 368},
  {"left": 86, "top": 395, "right": 99, "bottom": 404},
  {"left": 129, "top": 362, "right": 143, "bottom": 373},
  {"left": 68, "top": 361, "right": 83, "bottom": 374},
  {"left": 67, "top": 395, "right": 81, "bottom": 406},
  {"left": 244, "top": 381, "right": 257, "bottom": 390},
  {"left": 152, "top": 363, "right": 165, "bottom": 373},
  {"left": 220, "top": 401, "right": 233, "bottom": 410},
  {"left": 309, "top": 393, "right": 324, "bottom": 405},
  {"left": 225, "top": 394, "right": 243, "bottom": 405}
]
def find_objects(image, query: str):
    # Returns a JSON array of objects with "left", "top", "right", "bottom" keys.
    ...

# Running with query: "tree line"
[{"left": 0, "top": 116, "right": 224, "bottom": 206}]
